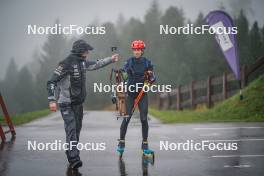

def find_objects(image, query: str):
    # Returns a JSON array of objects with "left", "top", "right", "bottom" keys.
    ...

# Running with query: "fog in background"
[
  {"left": 0, "top": 0, "right": 264, "bottom": 78},
  {"left": 1, "top": 0, "right": 264, "bottom": 114}
]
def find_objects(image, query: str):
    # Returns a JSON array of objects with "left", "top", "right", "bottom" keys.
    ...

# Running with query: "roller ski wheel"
[
  {"left": 142, "top": 150, "right": 155, "bottom": 165},
  {"left": 117, "top": 139, "right": 125, "bottom": 158},
  {"left": 142, "top": 149, "right": 155, "bottom": 165},
  {"left": 142, "top": 141, "right": 155, "bottom": 165}
]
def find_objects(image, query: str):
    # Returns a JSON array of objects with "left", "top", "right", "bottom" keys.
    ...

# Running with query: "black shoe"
[{"left": 69, "top": 160, "right": 83, "bottom": 169}]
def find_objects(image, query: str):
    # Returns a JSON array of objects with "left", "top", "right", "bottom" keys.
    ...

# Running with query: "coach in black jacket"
[{"left": 47, "top": 39, "right": 120, "bottom": 169}]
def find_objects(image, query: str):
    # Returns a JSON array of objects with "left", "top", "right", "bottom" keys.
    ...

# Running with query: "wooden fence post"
[
  {"left": 176, "top": 85, "right": 181, "bottom": 110},
  {"left": 190, "top": 81, "right": 195, "bottom": 109},
  {"left": 207, "top": 76, "right": 212, "bottom": 108},
  {"left": 167, "top": 92, "right": 172, "bottom": 109},
  {"left": 222, "top": 72, "right": 227, "bottom": 100}
]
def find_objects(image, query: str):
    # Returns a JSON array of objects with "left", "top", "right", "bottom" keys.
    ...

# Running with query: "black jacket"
[{"left": 47, "top": 53, "right": 113, "bottom": 105}]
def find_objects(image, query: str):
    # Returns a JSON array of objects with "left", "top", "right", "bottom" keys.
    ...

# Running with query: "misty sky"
[{"left": 0, "top": 0, "right": 263, "bottom": 79}]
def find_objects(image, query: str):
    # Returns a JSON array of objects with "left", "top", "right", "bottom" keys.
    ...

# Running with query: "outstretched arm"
[{"left": 85, "top": 54, "right": 120, "bottom": 71}]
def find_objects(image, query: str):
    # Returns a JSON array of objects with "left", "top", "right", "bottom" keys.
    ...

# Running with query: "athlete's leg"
[
  {"left": 138, "top": 93, "right": 149, "bottom": 142},
  {"left": 120, "top": 95, "right": 134, "bottom": 140}
]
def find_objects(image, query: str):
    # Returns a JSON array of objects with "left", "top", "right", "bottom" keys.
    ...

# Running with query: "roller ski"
[
  {"left": 142, "top": 141, "right": 155, "bottom": 165},
  {"left": 117, "top": 139, "right": 125, "bottom": 158}
]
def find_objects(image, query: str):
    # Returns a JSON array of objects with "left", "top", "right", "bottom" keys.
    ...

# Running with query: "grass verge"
[
  {"left": 150, "top": 74, "right": 264, "bottom": 123},
  {"left": 0, "top": 109, "right": 50, "bottom": 126}
]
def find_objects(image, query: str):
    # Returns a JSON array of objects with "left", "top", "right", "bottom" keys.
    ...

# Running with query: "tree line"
[{"left": 1, "top": 1, "right": 264, "bottom": 114}]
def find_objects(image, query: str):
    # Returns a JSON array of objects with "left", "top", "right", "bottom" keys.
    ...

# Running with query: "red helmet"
[{"left": 131, "top": 40, "right": 145, "bottom": 49}]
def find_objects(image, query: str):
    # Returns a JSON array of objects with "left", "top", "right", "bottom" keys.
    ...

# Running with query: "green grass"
[
  {"left": 150, "top": 74, "right": 264, "bottom": 123},
  {"left": 0, "top": 109, "right": 50, "bottom": 126}
]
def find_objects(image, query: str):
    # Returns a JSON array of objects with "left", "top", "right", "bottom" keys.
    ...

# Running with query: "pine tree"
[
  {"left": 249, "top": 21, "right": 262, "bottom": 60},
  {"left": 144, "top": 0, "right": 162, "bottom": 61},
  {"left": 119, "top": 17, "right": 145, "bottom": 58},
  {"left": 83, "top": 22, "right": 120, "bottom": 109},
  {"left": 235, "top": 10, "right": 251, "bottom": 65},
  {"left": 160, "top": 6, "right": 190, "bottom": 85},
  {"left": 1, "top": 58, "right": 19, "bottom": 114},
  {"left": 116, "top": 13, "right": 126, "bottom": 34},
  {"left": 35, "top": 19, "right": 67, "bottom": 109},
  {"left": 262, "top": 26, "right": 264, "bottom": 55},
  {"left": 13, "top": 66, "right": 36, "bottom": 113}
]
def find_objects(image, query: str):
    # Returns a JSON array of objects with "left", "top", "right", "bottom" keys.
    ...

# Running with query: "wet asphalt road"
[{"left": 0, "top": 111, "right": 264, "bottom": 176}]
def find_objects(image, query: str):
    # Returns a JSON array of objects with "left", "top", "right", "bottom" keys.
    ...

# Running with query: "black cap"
[{"left": 71, "top": 40, "right": 93, "bottom": 54}]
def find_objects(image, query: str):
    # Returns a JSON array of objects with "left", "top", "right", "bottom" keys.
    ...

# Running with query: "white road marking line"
[
  {"left": 194, "top": 127, "right": 264, "bottom": 130},
  {"left": 224, "top": 164, "right": 251, "bottom": 168},
  {"left": 211, "top": 155, "right": 264, "bottom": 158},
  {"left": 199, "top": 133, "right": 220, "bottom": 137},
  {"left": 206, "top": 138, "right": 264, "bottom": 142}
]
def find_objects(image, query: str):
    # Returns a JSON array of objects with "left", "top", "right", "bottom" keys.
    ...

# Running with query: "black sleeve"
[{"left": 47, "top": 62, "right": 70, "bottom": 102}]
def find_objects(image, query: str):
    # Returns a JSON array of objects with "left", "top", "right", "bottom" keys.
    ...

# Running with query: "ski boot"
[
  {"left": 117, "top": 139, "right": 125, "bottom": 158},
  {"left": 142, "top": 141, "right": 155, "bottom": 165}
]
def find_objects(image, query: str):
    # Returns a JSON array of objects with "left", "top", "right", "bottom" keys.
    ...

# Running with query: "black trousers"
[
  {"left": 59, "top": 103, "right": 83, "bottom": 163},
  {"left": 120, "top": 93, "right": 149, "bottom": 141}
]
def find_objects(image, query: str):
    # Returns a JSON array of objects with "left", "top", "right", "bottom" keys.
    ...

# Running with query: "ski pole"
[{"left": 131, "top": 82, "right": 149, "bottom": 115}]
